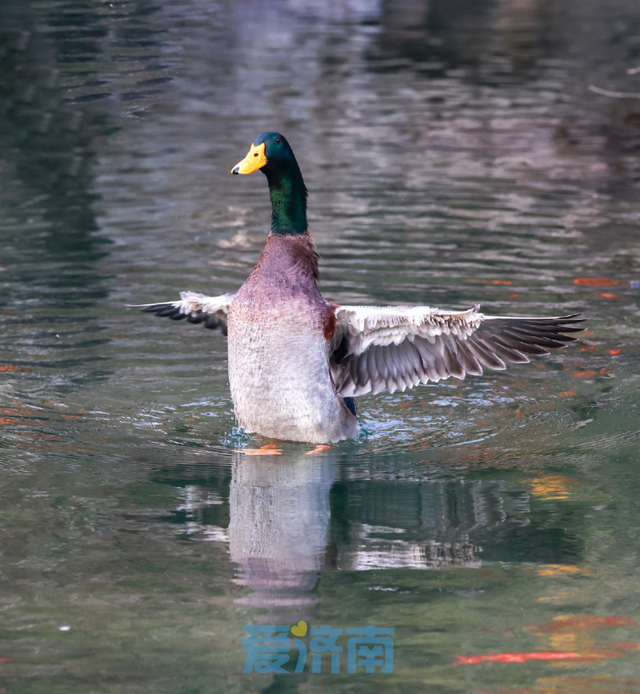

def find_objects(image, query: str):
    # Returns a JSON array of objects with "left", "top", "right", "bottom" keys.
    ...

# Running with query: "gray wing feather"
[
  {"left": 330, "top": 304, "right": 584, "bottom": 397},
  {"left": 132, "top": 291, "right": 234, "bottom": 335}
]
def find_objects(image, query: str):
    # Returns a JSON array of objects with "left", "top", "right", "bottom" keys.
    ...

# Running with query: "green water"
[{"left": 1, "top": 1, "right": 640, "bottom": 692}]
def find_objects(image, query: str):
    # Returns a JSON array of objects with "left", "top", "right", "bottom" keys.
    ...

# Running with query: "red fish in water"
[{"left": 455, "top": 650, "right": 627, "bottom": 665}]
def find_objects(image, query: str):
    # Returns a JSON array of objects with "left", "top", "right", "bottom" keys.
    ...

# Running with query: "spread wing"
[
  {"left": 329, "top": 304, "right": 585, "bottom": 397},
  {"left": 132, "top": 291, "right": 234, "bottom": 335}
]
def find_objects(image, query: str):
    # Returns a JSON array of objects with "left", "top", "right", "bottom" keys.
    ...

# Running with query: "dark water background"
[{"left": 1, "top": 0, "right": 640, "bottom": 692}]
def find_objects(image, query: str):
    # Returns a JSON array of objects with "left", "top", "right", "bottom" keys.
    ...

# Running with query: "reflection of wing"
[
  {"left": 133, "top": 291, "right": 234, "bottom": 334},
  {"left": 330, "top": 304, "right": 585, "bottom": 397}
]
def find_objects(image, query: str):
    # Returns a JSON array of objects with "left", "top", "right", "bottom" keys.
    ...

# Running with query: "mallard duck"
[{"left": 137, "top": 132, "right": 584, "bottom": 444}]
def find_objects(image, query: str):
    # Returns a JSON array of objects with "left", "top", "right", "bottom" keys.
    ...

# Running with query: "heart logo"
[{"left": 291, "top": 620, "right": 307, "bottom": 637}]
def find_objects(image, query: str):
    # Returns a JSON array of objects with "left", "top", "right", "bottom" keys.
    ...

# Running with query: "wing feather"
[
  {"left": 457, "top": 342, "right": 484, "bottom": 375},
  {"left": 132, "top": 291, "right": 234, "bottom": 335},
  {"left": 330, "top": 304, "right": 584, "bottom": 397}
]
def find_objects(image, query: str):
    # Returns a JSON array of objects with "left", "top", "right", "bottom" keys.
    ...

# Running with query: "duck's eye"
[{"left": 275, "top": 138, "right": 281, "bottom": 144}]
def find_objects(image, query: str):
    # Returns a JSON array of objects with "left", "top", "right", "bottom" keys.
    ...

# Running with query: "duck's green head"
[
  {"left": 231, "top": 132, "right": 308, "bottom": 235},
  {"left": 231, "top": 132, "right": 296, "bottom": 176}
]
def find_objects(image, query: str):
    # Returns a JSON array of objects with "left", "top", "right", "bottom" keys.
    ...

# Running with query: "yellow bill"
[{"left": 231, "top": 142, "right": 267, "bottom": 174}]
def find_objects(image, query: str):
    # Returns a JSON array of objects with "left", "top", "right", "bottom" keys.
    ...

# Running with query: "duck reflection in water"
[
  {"left": 228, "top": 451, "right": 336, "bottom": 623},
  {"left": 221, "top": 452, "right": 491, "bottom": 619}
]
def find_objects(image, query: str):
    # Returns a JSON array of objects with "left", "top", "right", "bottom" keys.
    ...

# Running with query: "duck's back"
[{"left": 226, "top": 234, "right": 359, "bottom": 444}]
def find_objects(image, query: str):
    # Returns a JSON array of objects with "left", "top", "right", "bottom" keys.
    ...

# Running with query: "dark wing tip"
[
  {"left": 142, "top": 304, "right": 168, "bottom": 313},
  {"left": 481, "top": 312, "right": 588, "bottom": 360},
  {"left": 520, "top": 314, "right": 588, "bottom": 341},
  {"left": 143, "top": 304, "right": 182, "bottom": 318},
  {"left": 140, "top": 301, "right": 228, "bottom": 333}
]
